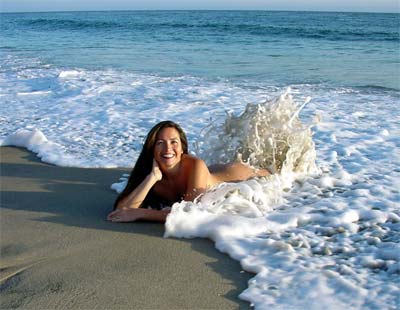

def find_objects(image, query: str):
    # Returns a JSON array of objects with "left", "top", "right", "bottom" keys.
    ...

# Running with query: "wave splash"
[{"left": 200, "top": 89, "right": 319, "bottom": 177}]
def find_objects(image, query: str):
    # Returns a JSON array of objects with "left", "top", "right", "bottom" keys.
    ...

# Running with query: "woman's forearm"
[
  {"left": 139, "top": 208, "right": 170, "bottom": 222},
  {"left": 117, "top": 174, "right": 159, "bottom": 209}
]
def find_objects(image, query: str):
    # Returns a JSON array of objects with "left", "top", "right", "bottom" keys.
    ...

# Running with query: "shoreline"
[{"left": 0, "top": 146, "right": 252, "bottom": 309}]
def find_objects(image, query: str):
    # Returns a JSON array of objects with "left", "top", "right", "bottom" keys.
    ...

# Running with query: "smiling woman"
[{"left": 107, "top": 120, "right": 269, "bottom": 223}]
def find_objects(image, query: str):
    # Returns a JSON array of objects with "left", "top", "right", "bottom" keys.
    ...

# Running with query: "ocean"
[{"left": 1, "top": 10, "right": 399, "bottom": 309}]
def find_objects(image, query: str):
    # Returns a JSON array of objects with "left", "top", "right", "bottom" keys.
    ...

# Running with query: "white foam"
[
  {"left": 0, "top": 128, "right": 100, "bottom": 167},
  {"left": 17, "top": 91, "right": 52, "bottom": 96},
  {"left": 58, "top": 70, "right": 81, "bottom": 78}
]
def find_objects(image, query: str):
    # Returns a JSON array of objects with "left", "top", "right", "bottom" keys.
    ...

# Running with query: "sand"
[{"left": 0, "top": 146, "right": 252, "bottom": 309}]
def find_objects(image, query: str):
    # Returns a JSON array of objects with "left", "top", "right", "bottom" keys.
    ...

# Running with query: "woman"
[{"left": 107, "top": 121, "right": 269, "bottom": 223}]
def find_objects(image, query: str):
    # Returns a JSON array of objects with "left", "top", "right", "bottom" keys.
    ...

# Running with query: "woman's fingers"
[
  {"left": 107, "top": 210, "right": 118, "bottom": 219},
  {"left": 107, "top": 208, "right": 143, "bottom": 222},
  {"left": 152, "top": 159, "right": 162, "bottom": 181},
  {"left": 107, "top": 209, "right": 125, "bottom": 221},
  {"left": 107, "top": 210, "right": 123, "bottom": 222},
  {"left": 152, "top": 158, "right": 160, "bottom": 171}
]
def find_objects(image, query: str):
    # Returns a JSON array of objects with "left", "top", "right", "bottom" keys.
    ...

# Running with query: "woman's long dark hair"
[{"left": 113, "top": 121, "right": 188, "bottom": 210}]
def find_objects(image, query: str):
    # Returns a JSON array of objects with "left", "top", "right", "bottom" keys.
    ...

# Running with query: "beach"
[{"left": 1, "top": 146, "right": 252, "bottom": 309}]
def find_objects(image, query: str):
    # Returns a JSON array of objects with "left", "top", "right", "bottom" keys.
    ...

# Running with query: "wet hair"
[{"left": 113, "top": 121, "right": 188, "bottom": 210}]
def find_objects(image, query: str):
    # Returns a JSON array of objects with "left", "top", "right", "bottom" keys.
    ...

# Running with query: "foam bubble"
[{"left": 58, "top": 70, "right": 81, "bottom": 78}]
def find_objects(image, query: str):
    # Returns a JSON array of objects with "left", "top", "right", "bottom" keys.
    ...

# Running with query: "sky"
[{"left": 0, "top": 0, "right": 399, "bottom": 13}]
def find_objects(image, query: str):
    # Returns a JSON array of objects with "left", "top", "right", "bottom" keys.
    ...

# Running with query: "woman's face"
[{"left": 153, "top": 127, "right": 184, "bottom": 172}]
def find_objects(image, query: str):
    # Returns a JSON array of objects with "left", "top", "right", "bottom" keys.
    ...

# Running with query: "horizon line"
[{"left": 0, "top": 8, "right": 398, "bottom": 14}]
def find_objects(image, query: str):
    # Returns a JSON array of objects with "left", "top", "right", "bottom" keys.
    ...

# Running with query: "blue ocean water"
[{"left": 1, "top": 10, "right": 399, "bottom": 89}]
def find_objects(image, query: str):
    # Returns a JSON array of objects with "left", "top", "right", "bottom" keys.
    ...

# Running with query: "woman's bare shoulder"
[{"left": 182, "top": 154, "right": 208, "bottom": 171}]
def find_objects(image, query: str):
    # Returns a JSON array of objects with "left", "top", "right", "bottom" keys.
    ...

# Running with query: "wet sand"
[{"left": 0, "top": 146, "right": 252, "bottom": 309}]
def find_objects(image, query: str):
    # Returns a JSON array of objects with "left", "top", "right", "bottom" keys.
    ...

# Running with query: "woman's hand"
[
  {"left": 151, "top": 159, "right": 162, "bottom": 181},
  {"left": 107, "top": 208, "right": 144, "bottom": 222},
  {"left": 107, "top": 207, "right": 170, "bottom": 223}
]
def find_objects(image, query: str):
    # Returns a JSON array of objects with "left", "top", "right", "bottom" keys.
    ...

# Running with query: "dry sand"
[{"left": 0, "top": 146, "right": 252, "bottom": 309}]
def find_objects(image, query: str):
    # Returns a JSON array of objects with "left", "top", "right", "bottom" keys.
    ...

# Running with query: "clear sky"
[{"left": 0, "top": 0, "right": 398, "bottom": 13}]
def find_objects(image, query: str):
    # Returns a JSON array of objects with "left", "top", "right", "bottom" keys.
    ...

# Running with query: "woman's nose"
[{"left": 163, "top": 142, "right": 172, "bottom": 151}]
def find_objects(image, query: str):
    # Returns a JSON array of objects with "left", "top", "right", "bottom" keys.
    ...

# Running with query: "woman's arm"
[
  {"left": 107, "top": 208, "right": 170, "bottom": 223},
  {"left": 107, "top": 160, "right": 165, "bottom": 223},
  {"left": 116, "top": 160, "right": 162, "bottom": 209}
]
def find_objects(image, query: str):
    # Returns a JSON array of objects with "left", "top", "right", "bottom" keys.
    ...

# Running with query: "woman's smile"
[{"left": 160, "top": 153, "right": 176, "bottom": 165}]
